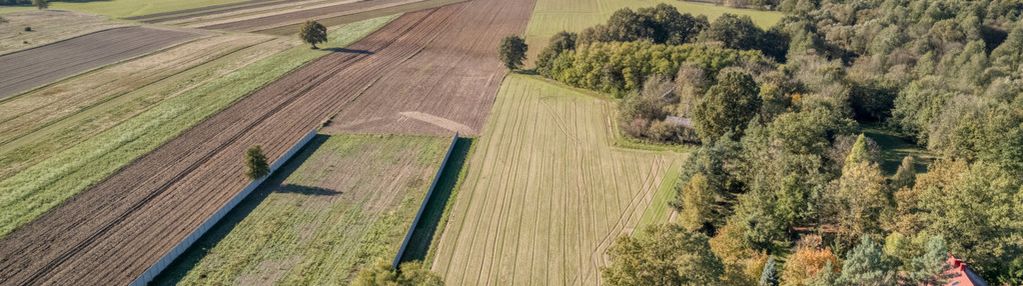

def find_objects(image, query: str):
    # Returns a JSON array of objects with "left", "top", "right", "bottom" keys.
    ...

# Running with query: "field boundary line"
[
  {"left": 392, "top": 132, "right": 459, "bottom": 269},
  {"left": 129, "top": 128, "right": 318, "bottom": 286}
]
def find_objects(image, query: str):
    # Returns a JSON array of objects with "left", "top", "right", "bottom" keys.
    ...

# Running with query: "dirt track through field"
[
  {"left": 0, "top": 0, "right": 532, "bottom": 284},
  {"left": 0, "top": 26, "right": 200, "bottom": 100}
]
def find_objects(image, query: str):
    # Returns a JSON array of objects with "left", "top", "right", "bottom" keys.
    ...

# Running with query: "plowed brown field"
[
  {"left": 127, "top": 0, "right": 297, "bottom": 23},
  {"left": 0, "top": 26, "right": 200, "bottom": 100},
  {"left": 0, "top": 0, "right": 532, "bottom": 284},
  {"left": 198, "top": 0, "right": 426, "bottom": 32}
]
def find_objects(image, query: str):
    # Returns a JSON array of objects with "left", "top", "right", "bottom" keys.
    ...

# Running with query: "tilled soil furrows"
[
  {"left": 0, "top": 0, "right": 532, "bottom": 284},
  {"left": 0, "top": 26, "right": 200, "bottom": 100}
]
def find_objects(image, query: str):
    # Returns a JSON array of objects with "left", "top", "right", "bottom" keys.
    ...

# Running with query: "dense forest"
[{"left": 534, "top": 1, "right": 1023, "bottom": 285}]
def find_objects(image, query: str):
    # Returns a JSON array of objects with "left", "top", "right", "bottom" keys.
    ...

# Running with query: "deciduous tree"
[
  {"left": 498, "top": 35, "right": 527, "bottom": 70},
  {"left": 299, "top": 20, "right": 327, "bottom": 49},
  {"left": 602, "top": 224, "right": 723, "bottom": 285},
  {"left": 693, "top": 69, "right": 761, "bottom": 143},
  {"left": 780, "top": 235, "right": 839, "bottom": 286}
]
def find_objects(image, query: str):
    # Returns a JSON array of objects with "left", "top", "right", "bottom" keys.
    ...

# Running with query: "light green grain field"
[
  {"left": 0, "top": 15, "right": 399, "bottom": 238},
  {"left": 430, "top": 74, "right": 685, "bottom": 285},
  {"left": 155, "top": 134, "right": 451, "bottom": 285},
  {"left": 524, "top": 0, "right": 783, "bottom": 64}
]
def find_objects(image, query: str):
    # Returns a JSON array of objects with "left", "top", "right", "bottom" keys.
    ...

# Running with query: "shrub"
[{"left": 244, "top": 145, "right": 269, "bottom": 180}]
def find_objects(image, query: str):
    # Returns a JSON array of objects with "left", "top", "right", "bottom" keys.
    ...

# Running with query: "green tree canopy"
[
  {"left": 498, "top": 35, "right": 527, "bottom": 70},
  {"left": 244, "top": 145, "right": 269, "bottom": 180},
  {"left": 837, "top": 236, "right": 897, "bottom": 285},
  {"left": 299, "top": 21, "right": 328, "bottom": 49},
  {"left": 602, "top": 224, "right": 724, "bottom": 285},
  {"left": 693, "top": 69, "right": 761, "bottom": 143}
]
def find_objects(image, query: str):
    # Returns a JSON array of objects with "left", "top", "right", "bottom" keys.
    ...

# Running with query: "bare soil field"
[
  {"left": 198, "top": 0, "right": 428, "bottom": 32},
  {"left": 0, "top": 10, "right": 127, "bottom": 55},
  {"left": 0, "top": 0, "right": 532, "bottom": 284},
  {"left": 0, "top": 26, "right": 201, "bottom": 99},
  {"left": 125, "top": 0, "right": 295, "bottom": 23},
  {"left": 257, "top": 0, "right": 466, "bottom": 35},
  {"left": 164, "top": 0, "right": 361, "bottom": 28},
  {"left": 155, "top": 134, "right": 450, "bottom": 285}
]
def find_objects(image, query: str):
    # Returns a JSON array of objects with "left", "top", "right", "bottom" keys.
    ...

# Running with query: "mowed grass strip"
[
  {"left": 155, "top": 134, "right": 451, "bottom": 285},
  {"left": 0, "top": 15, "right": 400, "bottom": 238},
  {"left": 431, "top": 74, "right": 684, "bottom": 285},
  {"left": 524, "top": 0, "right": 783, "bottom": 63}
]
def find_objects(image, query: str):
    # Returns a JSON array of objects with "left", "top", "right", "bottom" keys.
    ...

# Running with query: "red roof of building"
[{"left": 945, "top": 255, "right": 987, "bottom": 286}]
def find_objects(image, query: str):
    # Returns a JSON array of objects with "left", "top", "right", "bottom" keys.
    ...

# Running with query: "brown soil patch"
[
  {"left": 0, "top": 26, "right": 201, "bottom": 99},
  {"left": 0, "top": 0, "right": 533, "bottom": 284}
]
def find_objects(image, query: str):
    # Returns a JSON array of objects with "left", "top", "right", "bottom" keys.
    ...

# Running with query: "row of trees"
[
  {"left": 525, "top": 2, "right": 1022, "bottom": 285},
  {"left": 570, "top": 4, "right": 787, "bottom": 60},
  {"left": 603, "top": 225, "right": 951, "bottom": 286}
]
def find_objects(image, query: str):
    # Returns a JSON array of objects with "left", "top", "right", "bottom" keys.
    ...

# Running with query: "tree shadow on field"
[
  {"left": 400, "top": 137, "right": 474, "bottom": 263},
  {"left": 276, "top": 184, "right": 339, "bottom": 196},
  {"left": 150, "top": 135, "right": 334, "bottom": 285},
  {"left": 324, "top": 47, "right": 374, "bottom": 54}
]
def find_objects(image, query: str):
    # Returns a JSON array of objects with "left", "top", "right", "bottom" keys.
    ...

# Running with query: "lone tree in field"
[
  {"left": 33, "top": 0, "right": 48, "bottom": 10},
  {"left": 498, "top": 35, "right": 527, "bottom": 70},
  {"left": 245, "top": 145, "right": 269, "bottom": 180},
  {"left": 299, "top": 21, "right": 328, "bottom": 49}
]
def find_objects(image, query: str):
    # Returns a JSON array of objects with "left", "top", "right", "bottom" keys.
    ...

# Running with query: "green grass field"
[
  {"left": 430, "top": 74, "right": 684, "bottom": 285},
  {"left": 0, "top": 0, "right": 246, "bottom": 18},
  {"left": 861, "top": 124, "right": 933, "bottom": 174},
  {"left": 154, "top": 134, "right": 451, "bottom": 285},
  {"left": 524, "top": 0, "right": 783, "bottom": 64},
  {"left": 0, "top": 15, "right": 399, "bottom": 238}
]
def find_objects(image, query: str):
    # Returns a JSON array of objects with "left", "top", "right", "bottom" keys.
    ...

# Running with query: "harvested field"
[
  {"left": 198, "top": 0, "right": 429, "bottom": 32},
  {"left": 155, "top": 134, "right": 450, "bottom": 285},
  {"left": 430, "top": 74, "right": 684, "bottom": 285},
  {"left": 0, "top": 26, "right": 201, "bottom": 99},
  {"left": 0, "top": 16, "right": 395, "bottom": 239},
  {"left": 0, "top": 10, "right": 127, "bottom": 55},
  {"left": 0, "top": 0, "right": 532, "bottom": 284}
]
